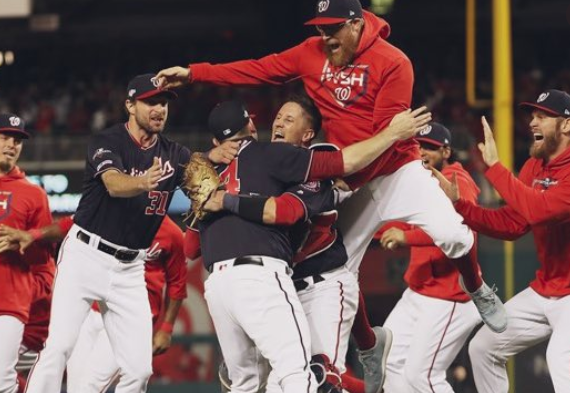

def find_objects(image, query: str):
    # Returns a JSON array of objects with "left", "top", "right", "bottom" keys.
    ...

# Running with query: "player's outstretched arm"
[
  {"left": 341, "top": 107, "right": 431, "bottom": 176},
  {"left": 102, "top": 157, "right": 162, "bottom": 197},
  {"left": 153, "top": 296, "right": 184, "bottom": 356},
  {"left": 0, "top": 216, "right": 73, "bottom": 254},
  {"left": 204, "top": 190, "right": 305, "bottom": 226},
  {"left": 156, "top": 66, "right": 191, "bottom": 90}
]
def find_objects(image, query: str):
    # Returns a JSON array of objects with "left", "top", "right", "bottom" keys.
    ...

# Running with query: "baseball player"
[
  {"left": 0, "top": 114, "right": 54, "bottom": 393},
  {"left": 376, "top": 123, "right": 482, "bottom": 393},
  {"left": 157, "top": 0, "right": 507, "bottom": 358},
  {"left": 65, "top": 215, "right": 187, "bottom": 392},
  {"left": 433, "top": 90, "right": 570, "bottom": 393},
  {"left": 24, "top": 74, "right": 234, "bottom": 393},
  {"left": 195, "top": 99, "right": 429, "bottom": 393},
  {"left": 206, "top": 97, "right": 360, "bottom": 393}
]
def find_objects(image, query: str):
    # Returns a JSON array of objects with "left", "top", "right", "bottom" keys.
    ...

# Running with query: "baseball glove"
[{"left": 183, "top": 153, "right": 221, "bottom": 227}]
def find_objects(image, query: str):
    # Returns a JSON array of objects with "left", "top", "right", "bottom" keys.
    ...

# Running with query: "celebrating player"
[
  {"left": 195, "top": 99, "right": 429, "bottom": 393},
  {"left": 0, "top": 114, "right": 54, "bottom": 393},
  {"left": 377, "top": 123, "right": 482, "bottom": 393},
  {"left": 157, "top": 0, "right": 507, "bottom": 362},
  {"left": 434, "top": 90, "right": 570, "bottom": 392},
  {"left": 25, "top": 74, "right": 230, "bottom": 393}
]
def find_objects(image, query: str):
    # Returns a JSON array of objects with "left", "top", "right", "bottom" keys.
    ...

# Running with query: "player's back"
[{"left": 199, "top": 137, "right": 313, "bottom": 268}]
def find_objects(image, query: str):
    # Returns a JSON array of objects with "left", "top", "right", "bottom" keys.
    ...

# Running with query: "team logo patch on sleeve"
[
  {"left": 93, "top": 148, "right": 112, "bottom": 160},
  {"left": 300, "top": 181, "right": 321, "bottom": 192}
]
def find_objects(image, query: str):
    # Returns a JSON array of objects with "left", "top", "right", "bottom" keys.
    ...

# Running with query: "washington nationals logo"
[
  {"left": 532, "top": 177, "right": 558, "bottom": 190},
  {"left": 150, "top": 77, "right": 160, "bottom": 88},
  {"left": 537, "top": 92, "right": 549, "bottom": 103},
  {"left": 318, "top": 0, "right": 330, "bottom": 13},
  {"left": 320, "top": 61, "right": 370, "bottom": 107},
  {"left": 9, "top": 116, "right": 21, "bottom": 127},
  {"left": 419, "top": 125, "right": 432, "bottom": 136},
  {"left": 0, "top": 191, "right": 12, "bottom": 220}
]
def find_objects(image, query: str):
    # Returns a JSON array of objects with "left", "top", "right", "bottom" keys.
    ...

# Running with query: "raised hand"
[
  {"left": 388, "top": 106, "right": 432, "bottom": 141},
  {"left": 208, "top": 140, "right": 241, "bottom": 165},
  {"left": 155, "top": 66, "right": 191, "bottom": 90},
  {"left": 141, "top": 157, "right": 162, "bottom": 191},
  {"left": 430, "top": 167, "right": 460, "bottom": 202},
  {"left": 478, "top": 116, "right": 499, "bottom": 166}
]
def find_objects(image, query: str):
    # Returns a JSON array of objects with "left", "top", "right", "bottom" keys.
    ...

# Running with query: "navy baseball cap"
[
  {"left": 0, "top": 114, "right": 30, "bottom": 139},
  {"left": 305, "top": 0, "right": 363, "bottom": 25},
  {"left": 127, "top": 73, "right": 178, "bottom": 101},
  {"left": 208, "top": 100, "right": 251, "bottom": 141},
  {"left": 520, "top": 89, "right": 570, "bottom": 118},
  {"left": 415, "top": 122, "right": 451, "bottom": 147}
]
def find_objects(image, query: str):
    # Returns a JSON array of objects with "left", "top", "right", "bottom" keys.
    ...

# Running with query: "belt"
[
  {"left": 208, "top": 256, "right": 264, "bottom": 273},
  {"left": 294, "top": 274, "right": 325, "bottom": 291},
  {"left": 76, "top": 231, "right": 140, "bottom": 263}
]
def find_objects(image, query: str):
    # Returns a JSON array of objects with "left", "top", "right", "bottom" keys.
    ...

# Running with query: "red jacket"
[
  {"left": 190, "top": 11, "right": 417, "bottom": 189},
  {"left": 455, "top": 147, "right": 570, "bottom": 297},
  {"left": 0, "top": 167, "right": 53, "bottom": 323},
  {"left": 378, "top": 163, "right": 481, "bottom": 301},
  {"left": 145, "top": 215, "right": 188, "bottom": 322}
]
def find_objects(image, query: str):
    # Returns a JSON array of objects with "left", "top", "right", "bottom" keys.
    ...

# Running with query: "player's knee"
[
  {"left": 121, "top": 364, "right": 153, "bottom": 387},
  {"left": 469, "top": 332, "right": 498, "bottom": 365},
  {"left": 435, "top": 227, "right": 474, "bottom": 259}
]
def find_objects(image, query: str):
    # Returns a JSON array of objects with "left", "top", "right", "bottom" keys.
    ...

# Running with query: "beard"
[
  {"left": 135, "top": 112, "right": 165, "bottom": 135},
  {"left": 0, "top": 160, "right": 14, "bottom": 174},
  {"left": 530, "top": 127, "right": 562, "bottom": 160},
  {"left": 324, "top": 38, "right": 359, "bottom": 67}
]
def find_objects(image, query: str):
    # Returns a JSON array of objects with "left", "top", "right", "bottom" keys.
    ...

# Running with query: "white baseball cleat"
[
  {"left": 460, "top": 276, "right": 508, "bottom": 333},
  {"left": 357, "top": 326, "right": 393, "bottom": 393}
]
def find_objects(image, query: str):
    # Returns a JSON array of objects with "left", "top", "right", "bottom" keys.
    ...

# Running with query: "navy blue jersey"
[
  {"left": 74, "top": 123, "right": 191, "bottom": 249},
  {"left": 288, "top": 182, "right": 348, "bottom": 279},
  {"left": 199, "top": 137, "right": 313, "bottom": 268}
]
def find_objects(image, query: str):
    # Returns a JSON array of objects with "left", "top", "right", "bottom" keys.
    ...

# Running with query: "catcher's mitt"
[{"left": 183, "top": 153, "right": 221, "bottom": 227}]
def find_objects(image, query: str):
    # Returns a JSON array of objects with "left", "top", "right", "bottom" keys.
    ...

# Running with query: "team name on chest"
[
  {"left": 128, "top": 158, "right": 175, "bottom": 182},
  {"left": 320, "top": 60, "right": 370, "bottom": 105}
]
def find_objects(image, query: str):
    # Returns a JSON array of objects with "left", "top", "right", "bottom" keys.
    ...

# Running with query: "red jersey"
[
  {"left": 377, "top": 163, "right": 481, "bottom": 302},
  {"left": 22, "top": 259, "right": 56, "bottom": 351},
  {"left": 190, "top": 11, "right": 417, "bottom": 189},
  {"left": 145, "top": 216, "right": 188, "bottom": 321},
  {"left": 0, "top": 167, "right": 53, "bottom": 323},
  {"left": 455, "top": 147, "right": 570, "bottom": 297}
]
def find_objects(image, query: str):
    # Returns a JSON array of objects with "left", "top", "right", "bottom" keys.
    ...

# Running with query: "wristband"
[
  {"left": 238, "top": 195, "right": 268, "bottom": 223},
  {"left": 222, "top": 193, "right": 240, "bottom": 215},
  {"left": 28, "top": 229, "right": 43, "bottom": 241},
  {"left": 160, "top": 321, "right": 174, "bottom": 334}
]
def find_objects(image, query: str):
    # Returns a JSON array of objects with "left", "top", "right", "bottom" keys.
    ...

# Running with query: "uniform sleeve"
[
  {"left": 31, "top": 258, "right": 56, "bottom": 301},
  {"left": 21, "top": 189, "right": 54, "bottom": 265},
  {"left": 372, "top": 56, "right": 414, "bottom": 132},
  {"left": 454, "top": 199, "right": 530, "bottom": 241},
  {"left": 87, "top": 134, "right": 125, "bottom": 177},
  {"left": 164, "top": 228, "right": 188, "bottom": 300},
  {"left": 190, "top": 43, "right": 304, "bottom": 86},
  {"left": 486, "top": 162, "right": 570, "bottom": 225},
  {"left": 183, "top": 227, "right": 201, "bottom": 260},
  {"left": 284, "top": 182, "right": 335, "bottom": 220},
  {"left": 267, "top": 143, "right": 314, "bottom": 184}
]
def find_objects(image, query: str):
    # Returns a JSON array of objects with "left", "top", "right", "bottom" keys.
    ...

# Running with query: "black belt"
[
  {"left": 208, "top": 256, "right": 264, "bottom": 273},
  {"left": 294, "top": 274, "right": 325, "bottom": 291},
  {"left": 76, "top": 231, "right": 140, "bottom": 263}
]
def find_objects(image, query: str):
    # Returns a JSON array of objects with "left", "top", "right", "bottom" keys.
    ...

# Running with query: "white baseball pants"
[
  {"left": 338, "top": 160, "right": 474, "bottom": 274},
  {"left": 204, "top": 256, "right": 317, "bottom": 393},
  {"left": 26, "top": 225, "right": 152, "bottom": 393},
  {"left": 469, "top": 287, "right": 570, "bottom": 393},
  {"left": 0, "top": 315, "right": 24, "bottom": 393},
  {"left": 265, "top": 266, "right": 359, "bottom": 393},
  {"left": 66, "top": 308, "right": 120, "bottom": 392},
  {"left": 383, "top": 289, "right": 480, "bottom": 393}
]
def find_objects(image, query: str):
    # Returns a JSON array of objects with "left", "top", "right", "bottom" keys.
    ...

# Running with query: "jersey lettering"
[
  {"left": 0, "top": 191, "right": 12, "bottom": 220},
  {"left": 145, "top": 191, "right": 169, "bottom": 216},
  {"left": 219, "top": 159, "right": 241, "bottom": 195}
]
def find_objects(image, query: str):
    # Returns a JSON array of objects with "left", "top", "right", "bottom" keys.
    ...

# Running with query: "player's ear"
[
  {"left": 443, "top": 146, "right": 452, "bottom": 160},
  {"left": 125, "top": 99, "right": 136, "bottom": 116},
  {"left": 561, "top": 117, "right": 570, "bottom": 134},
  {"left": 212, "top": 138, "right": 221, "bottom": 147},
  {"left": 302, "top": 129, "right": 315, "bottom": 144}
]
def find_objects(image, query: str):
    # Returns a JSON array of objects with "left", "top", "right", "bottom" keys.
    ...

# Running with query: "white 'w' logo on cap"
[{"left": 318, "top": 0, "right": 330, "bottom": 13}]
